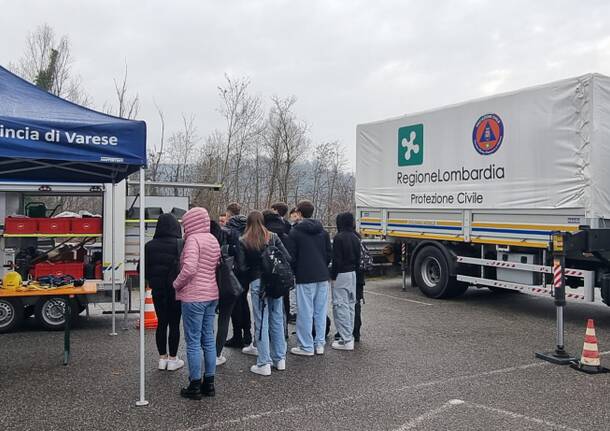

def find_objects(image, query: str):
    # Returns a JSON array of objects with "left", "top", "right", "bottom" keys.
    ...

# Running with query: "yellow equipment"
[{"left": 2, "top": 271, "right": 23, "bottom": 291}]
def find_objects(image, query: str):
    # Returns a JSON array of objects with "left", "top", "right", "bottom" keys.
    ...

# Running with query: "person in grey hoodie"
[{"left": 330, "top": 212, "right": 361, "bottom": 351}]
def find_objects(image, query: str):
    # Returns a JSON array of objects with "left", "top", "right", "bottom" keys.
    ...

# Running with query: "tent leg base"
[
  {"left": 135, "top": 400, "right": 149, "bottom": 407},
  {"left": 535, "top": 350, "right": 577, "bottom": 365}
]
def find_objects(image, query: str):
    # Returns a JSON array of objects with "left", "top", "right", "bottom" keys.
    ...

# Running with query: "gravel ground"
[{"left": 1, "top": 276, "right": 610, "bottom": 430}]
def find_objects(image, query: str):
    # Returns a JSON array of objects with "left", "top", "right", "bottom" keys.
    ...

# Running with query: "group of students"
[{"left": 144, "top": 200, "right": 365, "bottom": 400}]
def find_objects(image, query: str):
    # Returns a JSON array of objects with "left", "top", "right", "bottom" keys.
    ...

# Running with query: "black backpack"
[{"left": 260, "top": 236, "right": 294, "bottom": 299}]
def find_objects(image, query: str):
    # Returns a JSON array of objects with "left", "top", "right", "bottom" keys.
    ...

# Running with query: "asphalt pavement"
[{"left": 2, "top": 277, "right": 610, "bottom": 430}]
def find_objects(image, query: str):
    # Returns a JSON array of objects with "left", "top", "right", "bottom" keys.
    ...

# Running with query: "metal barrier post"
[
  {"left": 401, "top": 242, "right": 407, "bottom": 291},
  {"left": 535, "top": 232, "right": 577, "bottom": 365}
]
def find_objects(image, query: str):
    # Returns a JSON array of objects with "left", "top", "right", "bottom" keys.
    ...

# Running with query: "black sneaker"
[
  {"left": 224, "top": 336, "right": 244, "bottom": 348},
  {"left": 180, "top": 380, "right": 202, "bottom": 400},
  {"left": 334, "top": 332, "right": 340, "bottom": 341}
]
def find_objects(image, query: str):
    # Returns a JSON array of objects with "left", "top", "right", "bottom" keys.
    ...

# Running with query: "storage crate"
[
  {"left": 4, "top": 217, "right": 38, "bottom": 234},
  {"left": 71, "top": 217, "right": 102, "bottom": 234},
  {"left": 32, "top": 262, "right": 84, "bottom": 279},
  {"left": 38, "top": 217, "right": 71, "bottom": 234},
  {"left": 95, "top": 262, "right": 103, "bottom": 279}
]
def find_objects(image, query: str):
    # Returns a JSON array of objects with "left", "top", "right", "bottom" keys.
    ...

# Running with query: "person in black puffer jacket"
[
  {"left": 144, "top": 213, "right": 185, "bottom": 371},
  {"left": 222, "top": 203, "right": 252, "bottom": 349}
]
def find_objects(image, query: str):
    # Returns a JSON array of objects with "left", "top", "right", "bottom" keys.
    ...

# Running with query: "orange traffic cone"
[
  {"left": 136, "top": 288, "right": 158, "bottom": 330},
  {"left": 571, "top": 319, "right": 608, "bottom": 374}
]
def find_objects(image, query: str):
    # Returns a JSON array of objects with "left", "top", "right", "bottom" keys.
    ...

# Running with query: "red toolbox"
[
  {"left": 95, "top": 262, "right": 103, "bottom": 279},
  {"left": 4, "top": 217, "right": 38, "bottom": 234},
  {"left": 32, "top": 262, "right": 84, "bottom": 279},
  {"left": 71, "top": 217, "right": 102, "bottom": 234},
  {"left": 38, "top": 217, "right": 71, "bottom": 234}
]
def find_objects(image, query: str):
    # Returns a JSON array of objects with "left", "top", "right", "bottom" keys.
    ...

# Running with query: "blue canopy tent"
[{"left": 0, "top": 65, "right": 150, "bottom": 405}]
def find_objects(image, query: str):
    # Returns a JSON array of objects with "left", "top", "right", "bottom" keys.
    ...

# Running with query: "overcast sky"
[{"left": 3, "top": 0, "right": 610, "bottom": 169}]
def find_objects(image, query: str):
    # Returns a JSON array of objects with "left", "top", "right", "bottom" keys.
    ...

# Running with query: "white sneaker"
[
  {"left": 331, "top": 340, "right": 354, "bottom": 351},
  {"left": 242, "top": 344, "right": 259, "bottom": 356},
  {"left": 250, "top": 364, "right": 271, "bottom": 376},
  {"left": 216, "top": 355, "right": 227, "bottom": 366},
  {"left": 290, "top": 347, "right": 314, "bottom": 357},
  {"left": 315, "top": 345, "right": 325, "bottom": 355},
  {"left": 166, "top": 358, "right": 185, "bottom": 371},
  {"left": 158, "top": 358, "right": 168, "bottom": 370},
  {"left": 273, "top": 359, "right": 286, "bottom": 370}
]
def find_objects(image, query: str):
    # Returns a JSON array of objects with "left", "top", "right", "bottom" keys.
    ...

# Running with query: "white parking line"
[
  {"left": 464, "top": 401, "right": 581, "bottom": 431},
  {"left": 366, "top": 290, "right": 434, "bottom": 306},
  {"left": 394, "top": 400, "right": 463, "bottom": 430},
  {"left": 392, "top": 399, "right": 580, "bottom": 431},
  {"left": 180, "top": 352, "right": 610, "bottom": 431}
]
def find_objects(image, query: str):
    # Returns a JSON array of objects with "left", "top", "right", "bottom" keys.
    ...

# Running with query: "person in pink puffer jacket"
[{"left": 173, "top": 207, "right": 220, "bottom": 400}]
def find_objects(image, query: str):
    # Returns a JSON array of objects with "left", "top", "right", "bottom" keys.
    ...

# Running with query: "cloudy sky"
[{"left": 3, "top": 0, "right": 610, "bottom": 169}]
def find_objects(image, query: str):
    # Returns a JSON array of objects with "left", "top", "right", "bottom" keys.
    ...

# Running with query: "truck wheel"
[
  {"left": 34, "top": 297, "right": 77, "bottom": 331},
  {"left": 0, "top": 298, "right": 24, "bottom": 333},
  {"left": 413, "top": 246, "right": 467, "bottom": 298},
  {"left": 414, "top": 246, "right": 450, "bottom": 298}
]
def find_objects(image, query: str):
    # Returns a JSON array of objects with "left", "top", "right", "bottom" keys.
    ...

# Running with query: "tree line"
[{"left": 10, "top": 24, "right": 355, "bottom": 225}]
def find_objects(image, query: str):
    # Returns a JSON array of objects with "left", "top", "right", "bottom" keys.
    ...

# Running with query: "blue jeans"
[
  {"left": 295, "top": 281, "right": 329, "bottom": 352},
  {"left": 251, "top": 279, "right": 286, "bottom": 366},
  {"left": 182, "top": 300, "right": 217, "bottom": 381}
]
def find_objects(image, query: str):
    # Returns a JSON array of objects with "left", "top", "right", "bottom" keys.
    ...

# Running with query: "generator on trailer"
[{"left": 356, "top": 74, "right": 610, "bottom": 305}]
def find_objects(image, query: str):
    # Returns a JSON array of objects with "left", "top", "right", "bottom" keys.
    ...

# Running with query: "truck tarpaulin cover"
[
  {"left": 356, "top": 74, "right": 610, "bottom": 219},
  {"left": 0, "top": 66, "right": 146, "bottom": 182}
]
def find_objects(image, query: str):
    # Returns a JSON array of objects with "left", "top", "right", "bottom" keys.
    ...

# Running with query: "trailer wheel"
[
  {"left": 413, "top": 246, "right": 467, "bottom": 298},
  {"left": 0, "top": 298, "right": 24, "bottom": 333},
  {"left": 34, "top": 297, "right": 78, "bottom": 331}
]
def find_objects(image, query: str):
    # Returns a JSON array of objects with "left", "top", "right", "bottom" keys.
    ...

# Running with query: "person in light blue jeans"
[
  {"left": 250, "top": 279, "right": 287, "bottom": 372},
  {"left": 172, "top": 207, "right": 220, "bottom": 399},
  {"left": 182, "top": 301, "right": 218, "bottom": 385},
  {"left": 237, "top": 211, "right": 291, "bottom": 376},
  {"left": 287, "top": 200, "right": 332, "bottom": 356},
  {"left": 296, "top": 281, "right": 329, "bottom": 353}
]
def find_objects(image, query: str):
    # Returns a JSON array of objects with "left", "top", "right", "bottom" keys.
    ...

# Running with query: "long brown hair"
[{"left": 242, "top": 210, "right": 270, "bottom": 251}]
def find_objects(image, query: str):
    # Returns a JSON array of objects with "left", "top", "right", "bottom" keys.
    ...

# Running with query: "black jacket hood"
[
  {"left": 264, "top": 212, "right": 287, "bottom": 233},
  {"left": 336, "top": 212, "right": 355, "bottom": 232},
  {"left": 226, "top": 214, "right": 247, "bottom": 232},
  {"left": 295, "top": 218, "right": 324, "bottom": 235},
  {"left": 154, "top": 213, "right": 182, "bottom": 239}
]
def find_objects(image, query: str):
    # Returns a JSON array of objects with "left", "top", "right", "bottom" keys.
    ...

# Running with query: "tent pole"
[
  {"left": 110, "top": 180, "right": 117, "bottom": 336},
  {"left": 136, "top": 168, "right": 149, "bottom": 407}
]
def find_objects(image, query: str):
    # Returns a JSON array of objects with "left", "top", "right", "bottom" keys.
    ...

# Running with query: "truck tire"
[
  {"left": 413, "top": 246, "right": 467, "bottom": 298},
  {"left": 0, "top": 298, "right": 24, "bottom": 333},
  {"left": 34, "top": 297, "right": 78, "bottom": 331}
]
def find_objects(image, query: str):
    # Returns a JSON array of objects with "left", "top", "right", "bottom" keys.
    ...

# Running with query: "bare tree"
[
  {"left": 104, "top": 61, "right": 140, "bottom": 120},
  {"left": 167, "top": 114, "right": 199, "bottom": 195},
  {"left": 113, "top": 62, "right": 140, "bottom": 119},
  {"left": 215, "top": 75, "right": 264, "bottom": 204},
  {"left": 264, "top": 95, "right": 309, "bottom": 206},
  {"left": 11, "top": 23, "right": 90, "bottom": 105}
]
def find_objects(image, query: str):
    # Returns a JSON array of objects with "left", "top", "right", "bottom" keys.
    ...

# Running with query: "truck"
[{"left": 356, "top": 74, "right": 610, "bottom": 306}]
